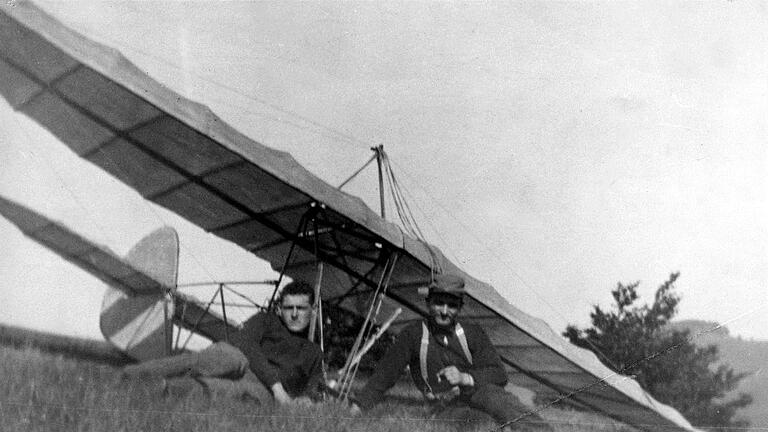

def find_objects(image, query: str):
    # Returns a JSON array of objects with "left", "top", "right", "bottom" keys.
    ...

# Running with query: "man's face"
[
  {"left": 279, "top": 294, "right": 313, "bottom": 333},
  {"left": 427, "top": 293, "right": 462, "bottom": 328}
]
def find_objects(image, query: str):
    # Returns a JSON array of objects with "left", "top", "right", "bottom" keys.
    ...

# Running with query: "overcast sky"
[{"left": 1, "top": 1, "right": 766, "bottom": 342}]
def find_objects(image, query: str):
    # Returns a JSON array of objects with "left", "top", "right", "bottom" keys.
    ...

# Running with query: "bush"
[{"left": 563, "top": 272, "right": 752, "bottom": 430}]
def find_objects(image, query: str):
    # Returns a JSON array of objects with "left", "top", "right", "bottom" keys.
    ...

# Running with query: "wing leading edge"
[{"left": 0, "top": 3, "right": 696, "bottom": 430}]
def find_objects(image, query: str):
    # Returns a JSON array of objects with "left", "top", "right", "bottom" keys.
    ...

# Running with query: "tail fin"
[{"left": 99, "top": 227, "right": 179, "bottom": 361}]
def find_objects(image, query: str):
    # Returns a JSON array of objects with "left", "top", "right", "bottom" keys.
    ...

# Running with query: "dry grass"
[{"left": 0, "top": 344, "right": 635, "bottom": 431}]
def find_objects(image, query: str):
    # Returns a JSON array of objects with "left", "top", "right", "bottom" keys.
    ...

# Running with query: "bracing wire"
[
  {"left": 379, "top": 150, "right": 441, "bottom": 275},
  {"left": 5, "top": 116, "right": 117, "bottom": 250},
  {"left": 387, "top": 157, "right": 582, "bottom": 325},
  {"left": 380, "top": 170, "right": 462, "bottom": 265},
  {"left": 179, "top": 288, "right": 223, "bottom": 350},
  {"left": 221, "top": 284, "right": 267, "bottom": 310},
  {"left": 77, "top": 28, "right": 372, "bottom": 155},
  {"left": 385, "top": 156, "right": 625, "bottom": 370}
]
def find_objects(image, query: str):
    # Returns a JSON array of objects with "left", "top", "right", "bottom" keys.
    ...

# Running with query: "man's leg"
[
  {"left": 191, "top": 342, "right": 248, "bottom": 378},
  {"left": 430, "top": 399, "right": 497, "bottom": 431},
  {"left": 194, "top": 370, "right": 273, "bottom": 405},
  {"left": 122, "top": 352, "right": 200, "bottom": 378},
  {"left": 239, "top": 369, "right": 274, "bottom": 404},
  {"left": 186, "top": 343, "right": 272, "bottom": 404},
  {"left": 122, "top": 342, "right": 246, "bottom": 379},
  {"left": 467, "top": 384, "right": 552, "bottom": 431}
]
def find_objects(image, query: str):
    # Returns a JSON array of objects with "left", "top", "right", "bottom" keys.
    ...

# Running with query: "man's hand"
[
  {"left": 293, "top": 396, "right": 313, "bottom": 407},
  {"left": 349, "top": 403, "right": 362, "bottom": 416},
  {"left": 271, "top": 382, "right": 293, "bottom": 405},
  {"left": 437, "top": 366, "right": 474, "bottom": 387}
]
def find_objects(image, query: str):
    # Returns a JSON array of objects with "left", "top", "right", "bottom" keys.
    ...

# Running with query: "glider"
[{"left": 0, "top": 2, "right": 698, "bottom": 430}]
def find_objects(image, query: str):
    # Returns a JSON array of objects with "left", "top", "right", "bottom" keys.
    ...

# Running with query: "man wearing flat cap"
[{"left": 354, "top": 274, "right": 551, "bottom": 431}]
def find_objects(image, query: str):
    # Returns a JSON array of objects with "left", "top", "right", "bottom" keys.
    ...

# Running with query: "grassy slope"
[{"left": 0, "top": 344, "right": 640, "bottom": 432}]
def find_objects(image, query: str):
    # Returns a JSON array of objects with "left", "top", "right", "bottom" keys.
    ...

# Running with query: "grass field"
[{"left": 0, "top": 343, "right": 636, "bottom": 432}]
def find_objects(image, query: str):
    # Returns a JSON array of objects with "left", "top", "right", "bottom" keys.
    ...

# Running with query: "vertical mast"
[{"left": 373, "top": 144, "right": 386, "bottom": 219}]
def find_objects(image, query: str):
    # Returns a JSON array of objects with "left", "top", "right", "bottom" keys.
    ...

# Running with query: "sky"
[{"left": 0, "top": 1, "right": 766, "bottom": 343}]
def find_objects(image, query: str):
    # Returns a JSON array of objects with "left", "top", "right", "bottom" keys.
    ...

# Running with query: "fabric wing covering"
[{"left": 0, "top": 3, "right": 697, "bottom": 431}]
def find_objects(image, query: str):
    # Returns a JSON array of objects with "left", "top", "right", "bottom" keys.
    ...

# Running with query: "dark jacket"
[
  {"left": 356, "top": 320, "right": 507, "bottom": 409},
  {"left": 229, "top": 312, "right": 323, "bottom": 398}
]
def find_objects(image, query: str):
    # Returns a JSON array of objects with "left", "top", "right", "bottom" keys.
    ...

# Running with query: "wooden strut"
[
  {"left": 338, "top": 307, "right": 402, "bottom": 378},
  {"left": 337, "top": 258, "right": 391, "bottom": 395},
  {"left": 317, "top": 268, "right": 324, "bottom": 354},
  {"left": 264, "top": 206, "right": 331, "bottom": 385},
  {"left": 337, "top": 146, "right": 385, "bottom": 219},
  {"left": 338, "top": 152, "right": 377, "bottom": 190},
  {"left": 177, "top": 280, "right": 278, "bottom": 288},
  {"left": 219, "top": 284, "right": 268, "bottom": 310},
  {"left": 163, "top": 290, "right": 171, "bottom": 356},
  {"left": 337, "top": 253, "right": 399, "bottom": 400},
  {"left": 173, "top": 302, "right": 185, "bottom": 352},
  {"left": 170, "top": 282, "right": 270, "bottom": 353},
  {"left": 308, "top": 208, "right": 324, "bottom": 345},
  {"left": 308, "top": 264, "right": 324, "bottom": 344},
  {"left": 266, "top": 206, "right": 318, "bottom": 311},
  {"left": 308, "top": 215, "right": 329, "bottom": 393},
  {"left": 373, "top": 145, "right": 386, "bottom": 219},
  {"left": 180, "top": 287, "right": 223, "bottom": 350},
  {"left": 218, "top": 283, "right": 229, "bottom": 342}
]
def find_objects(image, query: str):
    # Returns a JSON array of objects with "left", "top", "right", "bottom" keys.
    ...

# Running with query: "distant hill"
[{"left": 669, "top": 320, "right": 768, "bottom": 428}]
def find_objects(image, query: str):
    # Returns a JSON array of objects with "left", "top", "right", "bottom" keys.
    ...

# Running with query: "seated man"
[
  {"left": 122, "top": 280, "right": 323, "bottom": 405},
  {"left": 353, "top": 274, "right": 551, "bottom": 431}
]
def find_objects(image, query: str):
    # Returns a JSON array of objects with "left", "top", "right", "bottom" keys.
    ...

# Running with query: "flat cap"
[{"left": 427, "top": 274, "right": 465, "bottom": 297}]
